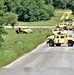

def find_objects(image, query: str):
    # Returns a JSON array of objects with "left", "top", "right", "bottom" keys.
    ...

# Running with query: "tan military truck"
[
  {"left": 21, "top": 27, "right": 33, "bottom": 33},
  {"left": 56, "top": 23, "right": 67, "bottom": 30},
  {"left": 16, "top": 27, "right": 33, "bottom": 34},
  {"left": 52, "top": 28, "right": 67, "bottom": 35},
  {"left": 56, "top": 22, "right": 74, "bottom": 30},
  {"left": 46, "top": 34, "right": 74, "bottom": 47}
]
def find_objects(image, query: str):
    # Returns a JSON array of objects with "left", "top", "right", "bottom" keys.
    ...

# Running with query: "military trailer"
[{"left": 46, "top": 34, "right": 74, "bottom": 47}]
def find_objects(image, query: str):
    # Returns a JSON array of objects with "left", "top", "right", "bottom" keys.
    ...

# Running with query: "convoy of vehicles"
[
  {"left": 46, "top": 18, "right": 74, "bottom": 47},
  {"left": 15, "top": 18, "right": 74, "bottom": 47}
]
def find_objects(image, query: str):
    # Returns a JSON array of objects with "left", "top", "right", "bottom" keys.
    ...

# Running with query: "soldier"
[{"left": 39, "top": 28, "right": 42, "bottom": 33}]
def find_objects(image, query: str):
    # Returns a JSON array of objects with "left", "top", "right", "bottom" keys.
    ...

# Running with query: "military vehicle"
[
  {"left": 46, "top": 34, "right": 74, "bottom": 47},
  {"left": 21, "top": 28, "right": 33, "bottom": 33},
  {"left": 56, "top": 22, "right": 74, "bottom": 30},
  {"left": 67, "top": 22, "right": 74, "bottom": 30},
  {"left": 52, "top": 28, "right": 67, "bottom": 35},
  {"left": 56, "top": 23, "right": 67, "bottom": 30},
  {"left": 16, "top": 27, "right": 33, "bottom": 34}
]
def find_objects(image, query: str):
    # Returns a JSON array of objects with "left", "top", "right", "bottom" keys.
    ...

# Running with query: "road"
[
  {"left": 4, "top": 26, "right": 55, "bottom": 29},
  {"left": 0, "top": 30, "right": 74, "bottom": 75}
]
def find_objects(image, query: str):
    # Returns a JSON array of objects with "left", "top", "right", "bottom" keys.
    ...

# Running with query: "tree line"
[{"left": 1, "top": 0, "right": 74, "bottom": 22}]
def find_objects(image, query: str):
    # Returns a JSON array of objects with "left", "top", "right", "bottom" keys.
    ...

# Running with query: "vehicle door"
[
  {"left": 64, "top": 35, "right": 68, "bottom": 44},
  {"left": 54, "top": 35, "right": 60, "bottom": 43},
  {"left": 59, "top": 35, "right": 65, "bottom": 43}
]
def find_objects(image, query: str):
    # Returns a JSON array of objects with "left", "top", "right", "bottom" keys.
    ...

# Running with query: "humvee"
[
  {"left": 46, "top": 34, "right": 74, "bottom": 47},
  {"left": 16, "top": 27, "right": 33, "bottom": 34},
  {"left": 52, "top": 28, "right": 67, "bottom": 35},
  {"left": 56, "top": 22, "right": 74, "bottom": 30},
  {"left": 21, "top": 28, "right": 33, "bottom": 33},
  {"left": 56, "top": 23, "right": 67, "bottom": 30}
]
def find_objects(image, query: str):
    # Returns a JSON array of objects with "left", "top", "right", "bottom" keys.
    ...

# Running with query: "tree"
[
  {"left": 0, "top": 0, "right": 7, "bottom": 46},
  {"left": 69, "top": 0, "right": 74, "bottom": 15},
  {"left": 17, "top": 0, "right": 54, "bottom": 22},
  {"left": 44, "top": 0, "right": 53, "bottom": 4},
  {"left": 53, "top": 0, "right": 70, "bottom": 9},
  {"left": 3, "top": 12, "right": 18, "bottom": 28}
]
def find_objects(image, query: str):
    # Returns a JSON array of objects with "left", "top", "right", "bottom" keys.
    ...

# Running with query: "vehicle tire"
[
  {"left": 56, "top": 44, "right": 61, "bottom": 46},
  {"left": 68, "top": 41, "right": 73, "bottom": 46},
  {"left": 49, "top": 41, "right": 54, "bottom": 47},
  {"left": 16, "top": 30, "right": 19, "bottom": 34},
  {"left": 58, "top": 32, "right": 61, "bottom": 34},
  {"left": 69, "top": 28, "right": 71, "bottom": 30},
  {"left": 64, "top": 27, "right": 67, "bottom": 30}
]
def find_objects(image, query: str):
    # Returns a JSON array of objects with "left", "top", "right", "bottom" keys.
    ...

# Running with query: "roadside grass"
[
  {"left": 0, "top": 28, "right": 52, "bottom": 67},
  {"left": 17, "top": 9, "right": 71, "bottom": 26}
]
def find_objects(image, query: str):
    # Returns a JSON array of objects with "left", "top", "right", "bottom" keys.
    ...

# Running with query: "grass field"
[
  {"left": 0, "top": 28, "right": 52, "bottom": 67},
  {"left": 17, "top": 9, "right": 72, "bottom": 26}
]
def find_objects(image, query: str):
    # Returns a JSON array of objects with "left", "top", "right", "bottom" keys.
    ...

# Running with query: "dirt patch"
[{"left": 60, "top": 11, "right": 72, "bottom": 20}]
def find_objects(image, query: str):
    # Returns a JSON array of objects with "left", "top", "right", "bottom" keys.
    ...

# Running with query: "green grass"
[
  {"left": 0, "top": 28, "right": 52, "bottom": 67},
  {"left": 17, "top": 9, "right": 72, "bottom": 26}
]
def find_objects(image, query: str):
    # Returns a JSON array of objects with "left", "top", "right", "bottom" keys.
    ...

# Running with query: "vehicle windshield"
[
  {"left": 60, "top": 24, "right": 63, "bottom": 25},
  {"left": 64, "top": 24, "right": 67, "bottom": 25},
  {"left": 69, "top": 35, "right": 72, "bottom": 37}
]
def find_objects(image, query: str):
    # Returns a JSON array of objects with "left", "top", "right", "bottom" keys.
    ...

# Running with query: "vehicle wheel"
[
  {"left": 56, "top": 44, "right": 61, "bottom": 46},
  {"left": 69, "top": 29, "right": 72, "bottom": 30},
  {"left": 68, "top": 41, "right": 73, "bottom": 46},
  {"left": 16, "top": 30, "right": 19, "bottom": 34},
  {"left": 49, "top": 41, "right": 54, "bottom": 47},
  {"left": 58, "top": 32, "right": 61, "bottom": 34},
  {"left": 64, "top": 27, "right": 67, "bottom": 30}
]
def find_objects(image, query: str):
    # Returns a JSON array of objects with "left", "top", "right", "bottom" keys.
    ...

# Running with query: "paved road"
[{"left": 0, "top": 30, "right": 74, "bottom": 75}]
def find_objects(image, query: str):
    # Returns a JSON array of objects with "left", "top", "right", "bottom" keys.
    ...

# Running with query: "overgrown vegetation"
[
  {"left": 0, "top": 28, "right": 52, "bottom": 67},
  {"left": 0, "top": 0, "right": 74, "bottom": 23},
  {"left": 17, "top": 9, "right": 69, "bottom": 26},
  {"left": 3, "top": 12, "right": 18, "bottom": 27}
]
